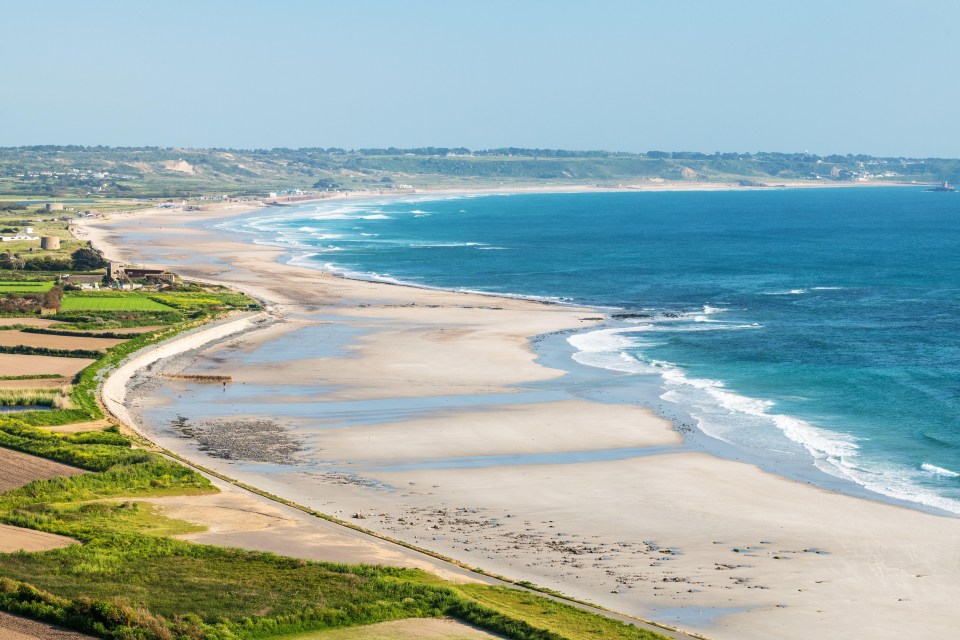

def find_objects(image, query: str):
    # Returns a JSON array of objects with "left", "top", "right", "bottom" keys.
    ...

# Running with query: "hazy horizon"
[{"left": 0, "top": 143, "right": 956, "bottom": 160}]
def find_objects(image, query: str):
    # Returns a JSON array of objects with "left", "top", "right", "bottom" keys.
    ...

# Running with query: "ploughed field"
[
  {"left": 0, "top": 331, "right": 124, "bottom": 350},
  {"left": 0, "top": 318, "right": 57, "bottom": 328},
  {"left": 0, "top": 354, "right": 95, "bottom": 379},
  {"left": 0, "top": 449, "right": 82, "bottom": 554},
  {"left": 0, "top": 448, "right": 84, "bottom": 493}
]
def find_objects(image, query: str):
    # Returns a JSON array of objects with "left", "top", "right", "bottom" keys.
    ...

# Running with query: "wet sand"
[{"left": 81, "top": 203, "right": 960, "bottom": 640}]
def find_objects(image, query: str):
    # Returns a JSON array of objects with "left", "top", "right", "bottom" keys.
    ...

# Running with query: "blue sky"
[{"left": 2, "top": 0, "right": 957, "bottom": 156}]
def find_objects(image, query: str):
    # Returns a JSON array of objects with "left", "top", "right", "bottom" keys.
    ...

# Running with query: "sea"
[{"left": 220, "top": 187, "right": 960, "bottom": 515}]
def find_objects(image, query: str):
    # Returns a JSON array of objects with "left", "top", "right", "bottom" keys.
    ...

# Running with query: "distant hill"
[{"left": 0, "top": 146, "right": 956, "bottom": 197}]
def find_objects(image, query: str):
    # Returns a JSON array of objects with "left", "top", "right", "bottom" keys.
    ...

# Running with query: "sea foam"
[
  {"left": 566, "top": 319, "right": 960, "bottom": 515},
  {"left": 921, "top": 463, "right": 960, "bottom": 478}
]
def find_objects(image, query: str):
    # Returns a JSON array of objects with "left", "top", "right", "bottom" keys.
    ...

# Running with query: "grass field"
[
  {"left": 59, "top": 295, "right": 174, "bottom": 312},
  {"left": 0, "top": 281, "right": 54, "bottom": 293}
]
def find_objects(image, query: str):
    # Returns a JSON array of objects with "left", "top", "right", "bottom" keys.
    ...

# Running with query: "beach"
[{"left": 78, "top": 200, "right": 960, "bottom": 640}]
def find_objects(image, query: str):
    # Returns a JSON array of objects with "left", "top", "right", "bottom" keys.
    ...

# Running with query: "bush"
[{"left": 24, "top": 258, "right": 72, "bottom": 272}]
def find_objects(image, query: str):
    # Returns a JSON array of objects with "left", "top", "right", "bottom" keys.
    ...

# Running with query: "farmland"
[
  {"left": 0, "top": 354, "right": 95, "bottom": 378},
  {"left": 0, "top": 281, "right": 54, "bottom": 293},
  {"left": 0, "top": 448, "right": 84, "bottom": 493},
  {"left": 59, "top": 295, "right": 175, "bottom": 312},
  {"left": 0, "top": 331, "right": 125, "bottom": 351},
  {"left": 0, "top": 523, "right": 76, "bottom": 553}
]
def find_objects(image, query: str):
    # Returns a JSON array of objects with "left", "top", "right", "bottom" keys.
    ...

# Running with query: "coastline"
[{"left": 78, "top": 196, "right": 960, "bottom": 640}]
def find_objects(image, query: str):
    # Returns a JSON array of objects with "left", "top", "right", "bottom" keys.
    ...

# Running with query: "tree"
[
  {"left": 71, "top": 247, "right": 106, "bottom": 271},
  {"left": 312, "top": 178, "right": 341, "bottom": 189}
]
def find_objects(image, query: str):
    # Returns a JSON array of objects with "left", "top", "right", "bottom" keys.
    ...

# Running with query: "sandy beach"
[{"left": 78, "top": 200, "right": 960, "bottom": 640}]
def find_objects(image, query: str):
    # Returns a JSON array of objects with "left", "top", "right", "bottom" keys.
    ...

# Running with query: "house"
[{"left": 61, "top": 274, "right": 103, "bottom": 290}]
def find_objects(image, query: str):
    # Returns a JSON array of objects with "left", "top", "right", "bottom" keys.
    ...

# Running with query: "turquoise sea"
[{"left": 222, "top": 187, "right": 960, "bottom": 514}]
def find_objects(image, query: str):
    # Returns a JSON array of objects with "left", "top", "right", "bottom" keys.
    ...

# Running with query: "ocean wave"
[
  {"left": 409, "top": 242, "right": 486, "bottom": 248},
  {"left": 762, "top": 289, "right": 807, "bottom": 295},
  {"left": 252, "top": 238, "right": 311, "bottom": 249},
  {"left": 694, "top": 305, "right": 727, "bottom": 322},
  {"left": 296, "top": 227, "right": 343, "bottom": 239},
  {"left": 315, "top": 261, "right": 575, "bottom": 305},
  {"left": 667, "top": 365, "right": 960, "bottom": 513},
  {"left": 634, "top": 323, "right": 760, "bottom": 333},
  {"left": 656, "top": 364, "right": 859, "bottom": 461},
  {"left": 566, "top": 326, "right": 960, "bottom": 515},
  {"left": 567, "top": 327, "right": 642, "bottom": 354},
  {"left": 306, "top": 213, "right": 359, "bottom": 220},
  {"left": 921, "top": 463, "right": 960, "bottom": 478},
  {"left": 286, "top": 252, "right": 321, "bottom": 266}
]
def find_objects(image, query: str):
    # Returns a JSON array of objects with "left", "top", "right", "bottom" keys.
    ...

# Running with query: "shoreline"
[
  {"left": 186, "top": 190, "right": 960, "bottom": 518},
  {"left": 78, "top": 194, "right": 960, "bottom": 640}
]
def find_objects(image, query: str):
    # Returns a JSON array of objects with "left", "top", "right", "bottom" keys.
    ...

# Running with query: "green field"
[
  {"left": 0, "top": 281, "right": 54, "bottom": 293},
  {"left": 59, "top": 295, "right": 175, "bottom": 311}
]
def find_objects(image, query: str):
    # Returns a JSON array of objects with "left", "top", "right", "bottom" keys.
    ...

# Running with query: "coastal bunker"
[
  {"left": 40, "top": 236, "right": 60, "bottom": 250},
  {"left": 44, "top": 203, "right": 64, "bottom": 211}
]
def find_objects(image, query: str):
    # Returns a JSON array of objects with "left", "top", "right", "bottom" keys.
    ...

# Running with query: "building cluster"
[
  {"left": 0, "top": 227, "right": 39, "bottom": 243},
  {"left": 15, "top": 168, "right": 137, "bottom": 181},
  {"left": 60, "top": 262, "right": 178, "bottom": 291},
  {"left": 108, "top": 262, "right": 176, "bottom": 284}
]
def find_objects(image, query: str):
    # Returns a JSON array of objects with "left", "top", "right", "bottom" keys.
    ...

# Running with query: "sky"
[{"left": 2, "top": 0, "right": 958, "bottom": 157}]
